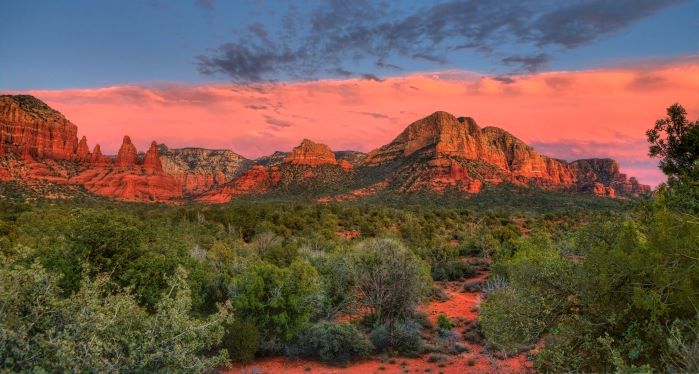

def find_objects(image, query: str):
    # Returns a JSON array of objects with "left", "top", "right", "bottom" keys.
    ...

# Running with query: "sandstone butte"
[
  {"left": 0, "top": 95, "right": 651, "bottom": 202},
  {"left": 283, "top": 138, "right": 338, "bottom": 166}
]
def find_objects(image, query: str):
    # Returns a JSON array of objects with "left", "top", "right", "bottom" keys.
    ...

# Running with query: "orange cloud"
[{"left": 25, "top": 58, "right": 699, "bottom": 187}]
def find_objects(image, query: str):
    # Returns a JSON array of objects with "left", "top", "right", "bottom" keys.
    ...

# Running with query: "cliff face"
[
  {"left": 283, "top": 139, "right": 338, "bottom": 166},
  {"left": 362, "top": 111, "right": 650, "bottom": 197},
  {"left": 198, "top": 139, "right": 354, "bottom": 202},
  {"left": 0, "top": 95, "right": 78, "bottom": 160},
  {"left": 0, "top": 95, "right": 651, "bottom": 202},
  {"left": 158, "top": 145, "right": 250, "bottom": 195}
]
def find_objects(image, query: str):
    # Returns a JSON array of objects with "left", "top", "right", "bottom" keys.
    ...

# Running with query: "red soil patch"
[{"left": 226, "top": 270, "right": 533, "bottom": 374}]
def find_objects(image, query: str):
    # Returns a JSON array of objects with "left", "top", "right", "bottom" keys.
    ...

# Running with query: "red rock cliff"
[
  {"left": 283, "top": 139, "right": 338, "bottom": 166},
  {"left": 0, "top": 95, "right": 78, "bottom": 160},
  {"left": 364, "top": 111, "right": 649, "bottom": 197},
  {"left": 115, "top": 135, "right": 138, "bottom": 166},
  {"left": 142, "top": 141, "right": 163, "bottom": 172}
]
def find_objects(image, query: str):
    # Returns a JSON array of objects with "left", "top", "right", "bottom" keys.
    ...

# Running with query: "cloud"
[
  {"left": 197, "top": 0, "right": 687, "bottom": 81},
  {"left": 264, "top": 115, "right": 293, "bottom": 128},
  {"left": 412, "top": 53, "right": 447, "bottom": 65},
  {"left": 361, "top": 74, "right": 384, "bottom": 82},
  {"left": 245, "top": 104, "right": 268, "bottom": 110},
  {"left": 376, "top": 61, "right": 403, "bottom": 71},
  {"left": 349, "top": 111, "right": 390, "bottom": 119},
  {"left": 501, "top": 53, "right": 551, "bottom": 73},
  {"left": 532, "top": 0, "right": 688, "bottom": 48}
]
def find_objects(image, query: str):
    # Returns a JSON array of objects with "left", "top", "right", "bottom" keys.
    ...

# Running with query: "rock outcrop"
[
  {"left": 90, "top": 144, "right": 110, "bottom": 164},
  {"left": 75, "top": 136, "right": 90, "bottom": 162},
  {"left": 283, "top": 139, "right": 337, "bottom": 166},
  {"left": 197, "top": 165, "right": 281, "bottom": 203},
  {"left": 363, "top": 111, "right": 650, "bottom": 197},
  {"left": 0, "top": 96, "right": 651, "bottom": 202},
  {"left": 158, "top": 145, "right": 250, "bottom": 195},
  {"left": 0, "top": 95, "right": 78, "bottom": 160},
  {"left": 142, "top": 141, "right": 163, "bottom": 172},
  {"left": 115, "top": 136, "right": 138, "bottom": 166}
]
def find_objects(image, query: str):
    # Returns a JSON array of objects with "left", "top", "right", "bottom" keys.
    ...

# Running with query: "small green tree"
[
  {"left": 646, "top": 103, "right": 699, "bottom": 179},
  {"left": 349, "top": 238, "right": 431, "bottom": 327},
  {"left": 232, "top": 260, "right": 320, "bottom": 343}
]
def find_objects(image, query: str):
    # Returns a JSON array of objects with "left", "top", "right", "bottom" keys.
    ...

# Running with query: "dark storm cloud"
[
  {"left": 376, "top": 61, "right": 403, "bottom": 71},
  {"left": 492, "top": 76, "right": 516, "bottom": 84},
  {"left": 411, "top": 53, "right": 447, "bottom": 65},
  {"left": 197, "top": 0, "right": 688, "bottom": 82},
  {"left": 501, "top": 53, "right": 551, "bottom": 73},
  {"left": 361, "top": 74, "right": 384, "bottom": 82},
  {"left": 532, "top": 0, "right": 686, "bottom": 48}
]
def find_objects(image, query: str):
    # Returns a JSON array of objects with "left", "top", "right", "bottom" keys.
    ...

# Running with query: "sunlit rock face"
[
  {"left": 158, "top": 145, "right": 250, "bottom": 195},
  {"left": 0, "top": 96, "right": 650, "bottom": 202},
  {"left": 0, "top": 95, "right": 78, "bottom": 160},
  {"left": 283, "top": 139, "right": 338, "bottom": 166},
  {"left": 363, "top": 111, "right": 649, "bottom": 196}
]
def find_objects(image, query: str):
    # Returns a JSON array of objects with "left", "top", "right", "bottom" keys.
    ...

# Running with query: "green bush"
[
  {"left": 295, "top": 322, "right": 372, "bottom": 365},
  {"left": 232, "top": 260, "right": 320, "bottom": 342},
  {"left": 437, "top": 314, "right": 452, "bottom": 330},
  {"left": 370, "top": 321, "right": 424, "bottom": 357},
  {"left": 222, "top": 320, "right": 260, "bottom": 363},
  {"left": 0, "top": 262, "right": 229, "bottom": 373}
]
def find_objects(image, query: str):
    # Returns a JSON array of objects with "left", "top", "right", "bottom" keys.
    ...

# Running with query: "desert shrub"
[
  {"left": 462, "top": 321, "right": 485, "bottom": 344},
  {"left": 457, "top": 232, "right": 499, "bottom": 258},
  {"left": 350, "top": 238, "right": 431, "bottom": 326},
  {"left": 295, "top": 322, "right": 372, "bottom": 365},
  {"left": 430, "top": 286, "right": 450, "bottom": 301},
  {"left": 232, "top": 260, "right": 320, "bottom": 343},
  {"left": 222, "top": 320, "right": 260, "bottom": 363},
  {"left": 412, "top": 312, "right": 432, "bottom": 330},
  {"left": 437, "top": 314, "right": 452, "bottom": 331},
  {"left": 462, "top": 281, "right": 481, "bottom": 293},
  {"left": 432, "top": 260, "right": 476, "bottom": 281},
  {"left": 427, "top": 353, "right": 447, "bottom": 363},
  {"left": 369, "top": 324, "right": 390, "bottom": 353},
  {"left": 370, "top": 321, "right": 424, "bottom": 357},
  {"left": 435, "top": 330, "right": 466, "bottom": 355}
]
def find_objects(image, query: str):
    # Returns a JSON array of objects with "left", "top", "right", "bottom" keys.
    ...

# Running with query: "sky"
[{"left": 1, "top": 0, "right": 698, "bottom": 186}]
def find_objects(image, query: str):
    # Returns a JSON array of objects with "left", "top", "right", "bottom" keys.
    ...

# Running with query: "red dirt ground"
[{"left": 226, "top": 271, "right": 533, "bottom": 374}]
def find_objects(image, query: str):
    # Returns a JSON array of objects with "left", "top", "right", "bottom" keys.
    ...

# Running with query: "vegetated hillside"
[{"left": 1, "top": 95, "right": 650, "bottom": 203}]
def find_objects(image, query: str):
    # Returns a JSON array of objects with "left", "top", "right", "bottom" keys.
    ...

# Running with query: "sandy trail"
[{"left": 227, "top": 271, "right": 533, "bottom": 374}]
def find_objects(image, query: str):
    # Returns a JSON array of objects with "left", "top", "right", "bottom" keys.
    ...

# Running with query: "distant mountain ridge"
[{"left": 0, "top": 95, "right": 650, "bottom": 202}]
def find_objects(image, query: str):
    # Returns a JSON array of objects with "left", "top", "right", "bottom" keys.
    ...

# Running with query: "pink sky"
[{"left": 27, "top": 57, "right": 699, "bottom": 187}]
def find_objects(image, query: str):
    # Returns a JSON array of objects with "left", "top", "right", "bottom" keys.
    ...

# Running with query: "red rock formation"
[
  {"left": 364, "top": 111, "right": 649, "bottom": 197},
  {"left": 142, "top": 141, "right": 163, "bottom": 172},
  {"left": 20, "top": 143, "right": 34, "bottom": 162},
  {"left": 197, "top": 165, "right": 281, "bottom": 203},
  {"left": 158, "top": 146, "right": 250, "bottom": 195},
  {"left": 339, "top": 159, "right": 353, "bottom": 171},
  {"left": 0, "top": 95, "right": 78, "bottom": 160},
  {"left": 283, "top": 139, "right": 337, "bottom": 166},
  {"left": 115, "top": 136, "right": 138, "bottom": 166},
  {"left": 0, "top": 96, "right": 651, "bottom": 201},
  {"left": 72, "top": 167, "right": 182, "bottom": 202},
  {"left": 75, "top": 136, "right": 90, "bottom": 162},
  {"left": 90, "top": 144, "right": 110, "bottom": 164}
]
